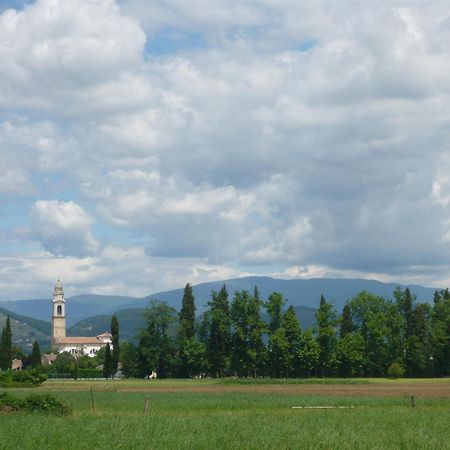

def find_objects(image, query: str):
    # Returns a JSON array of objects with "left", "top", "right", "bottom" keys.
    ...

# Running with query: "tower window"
[{"left": 57, "top": 305, "right": 62, "bottom": 315}]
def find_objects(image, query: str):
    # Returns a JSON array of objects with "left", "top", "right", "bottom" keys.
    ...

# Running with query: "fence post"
[{"left": 90, "top": 387, "right": 96, "bottom": 413}]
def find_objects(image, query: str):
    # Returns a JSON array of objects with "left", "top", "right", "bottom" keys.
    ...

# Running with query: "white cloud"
[
  {"left": 0, "top": 0, "right": 146, "bottom": 116},
  {"left": 30, "top": 200, "right": 99, "bottom": 257},
  {"left": 2, "top": 0, "right": 450, "bottom": 299}
]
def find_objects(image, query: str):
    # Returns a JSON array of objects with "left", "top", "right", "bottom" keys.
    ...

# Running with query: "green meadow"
[{"left": 1, "top": 379, "right": 450, "bottom": 450}]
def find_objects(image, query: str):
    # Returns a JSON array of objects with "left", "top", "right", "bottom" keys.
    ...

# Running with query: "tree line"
[{"left": 119, "top": 284, "right": 450, "bottom": 378}]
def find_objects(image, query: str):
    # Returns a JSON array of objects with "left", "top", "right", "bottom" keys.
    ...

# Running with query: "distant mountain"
[
  {"left": 122, "top": 276, "right": 438, "bottom": 313},
  {"left": 68, "top": 308, "right": 146, "bottom": 341},
  {"left": 0, "top": 294, "right": 137, "bottom": 326},
  {"left": 0, "top": 277, "right": 439, "bottom": 325},
  {"left": 0, "top": 307, "right": 51, "bottom": 352}
]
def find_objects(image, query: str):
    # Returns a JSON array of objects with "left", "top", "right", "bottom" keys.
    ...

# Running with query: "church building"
[{"left": 51, "top": 279, "right": 112, "bottom": 357}]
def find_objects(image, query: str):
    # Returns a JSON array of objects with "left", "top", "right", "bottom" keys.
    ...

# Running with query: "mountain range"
[{"left": 0, "top": 276, "right": 440, "bottom": 350}]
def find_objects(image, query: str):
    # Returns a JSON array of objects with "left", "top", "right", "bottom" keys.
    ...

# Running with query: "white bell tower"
[{"left": 51, "top": 278, "right": 66, "bottom": 345}]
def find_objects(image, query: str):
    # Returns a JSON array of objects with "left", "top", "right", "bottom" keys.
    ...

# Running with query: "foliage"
[
  {"left": 48, "top": 352, "right": 78, "bottom": 378},
  {"left": 103, "top": 343, "right": 112, "bottom": 378},
  {"left": 111, "top": 314, "right": 120, "bottom": 374},
  {"left": 0, "top": 369, "right": 47, "bottom": 387},
  {"left": 331, "top": 332, "right": 365, "bottom": 377},
  {"left": 387, "top": 362, "right": 405, "bottom": 379},
  {"left": 137, "top": 300, "right": 177, "bottom": 378},
  {"left": 120, "top": 341, "right": 139, "bottom": 378},
  {"left": 315, "top": 295, "right": 337, "bottom": 376},
  {"left": 297, "top": 329, "right": 320, "bottom": 376},
  {"left": 0, "top": 315, "right": 12, "bottom": 370},
  {"left": 204, "top": 286, "right": 231, "bottom": 377},
  {"left": 30, "top": 340, "right": 42, "bottom": 369},
  {"left": 230, "top": 290, "right": 266, "bottom": 377},
  {"left": 179, "top": 283, "right": 196, "bottom": 342},
  {"left": 0, "top": 392, "right": 71, "bottom": 415}
]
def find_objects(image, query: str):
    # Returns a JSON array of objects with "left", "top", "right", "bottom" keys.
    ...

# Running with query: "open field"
[{"left": 2, "top": 378, "right": 450, "bottom": 449}]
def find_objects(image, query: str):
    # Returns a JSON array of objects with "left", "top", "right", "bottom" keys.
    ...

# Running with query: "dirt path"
[{"left": 40, "top": 381, "right": 450, "bottom": 398}]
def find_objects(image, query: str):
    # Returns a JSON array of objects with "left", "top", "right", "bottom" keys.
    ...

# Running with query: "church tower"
[{"left": 51, "top": 278, "right": 66, "bottom": 345}]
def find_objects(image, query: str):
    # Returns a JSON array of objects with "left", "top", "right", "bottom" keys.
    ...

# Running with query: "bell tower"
[{"left": 51, "top": 278, "right": 66, "bottom": 345}]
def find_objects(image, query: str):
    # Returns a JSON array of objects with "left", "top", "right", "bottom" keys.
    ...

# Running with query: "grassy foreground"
[{"left": 1, "top": 378, "right": 450, "bottom": 450}]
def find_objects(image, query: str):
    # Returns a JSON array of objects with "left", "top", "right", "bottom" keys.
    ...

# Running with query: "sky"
[{"left": 1, "top": 0, "right": 450, "bottom": 300}]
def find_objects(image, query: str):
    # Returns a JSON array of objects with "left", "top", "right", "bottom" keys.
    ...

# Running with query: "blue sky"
[{"left": 1, "top": 0, "right": 450, "bottom": 300}]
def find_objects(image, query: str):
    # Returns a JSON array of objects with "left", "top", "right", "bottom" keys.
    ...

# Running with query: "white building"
[{"left": 51, "top": 279, "right": 112, "bottom": 357}]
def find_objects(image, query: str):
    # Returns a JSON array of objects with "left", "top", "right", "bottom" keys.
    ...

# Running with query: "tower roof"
[{"left": 53, "top": 278, "right": 64, "bottom": 295}]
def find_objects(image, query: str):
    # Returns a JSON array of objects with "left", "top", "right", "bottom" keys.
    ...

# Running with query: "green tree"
[
  {"left": 52, "top": 352, "right": 77, "bottom": 377},
  {"left": 230, "top": 289, "right": 266, "bottom": 377},
  {"left": 331, "top": 332, "right": 365, "bottom": 377},
  {"left": 179, "top": 338, "right": 207, "bottom": 377},
  {"left": 178, "top": 284, "right": 201, "bottom": 377},
  {"left": 266, "top": 292, "right": 287, "bottom": 377},
  {"left": 137, "top": 300, "right": 177, "bottom": 378},
  {"left": 179, "top": 284, "right": 196, "bottom": 341},
  {"left": 120, "top": 342, "right": 139, "bottom": 378},
  {"left": 266, "top": 292, "right": 285, "bottom": 334},
  {"left": 431, "top": 289, "right": 450, "bottom": 376},
  {"left": 349, "top": 292, "right": 405, "bottom": 376},
  {"left": 340, "top": 304, "right": 353, "bottom": 338},
  {"left": 0, "top": 316, "right": 12, "bottom": 370},
  {"left": 315, "top": 295, "right": 337, "bottom": 376},
  {"left": 103, "top": 343, "right": 112, "bottom": 378},
  {"left": 297, "top": 329, "right": 320, "bottom": 377},
  {"left": 281, "top": 306, "right": 302, "bottom": 376},
  {"left": 111, "top": 315, "right": 120, "bottom": 375},
  {"left": 205, "top": 285, "right": 231, "bottom": 377},
  {"left": 30, "top": 340, "right": 42, "bottom": 369}
]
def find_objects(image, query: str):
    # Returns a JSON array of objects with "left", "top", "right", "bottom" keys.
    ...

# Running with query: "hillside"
[
  {"left": 0, "top": 277, "right": 439, "bottom": 326},
  {"left": 0, "top": 308, "right": 51, "bottom": 351},
  {"left": 124, "top": 276, "right": 438, "bottom": 313},
  {"left": 68, "top": 308, "right": 147, "bottom": 341},
  {"left": 67, "top": 305, "right": 318, "bottom": 341},
  {"left": 0, "top": 294, "right": 137, "bottom": 326}
]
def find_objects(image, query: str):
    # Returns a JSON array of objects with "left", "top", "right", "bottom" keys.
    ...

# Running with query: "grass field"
[{"left": 1, "top": 378, "right": 450, "bottom": 450}]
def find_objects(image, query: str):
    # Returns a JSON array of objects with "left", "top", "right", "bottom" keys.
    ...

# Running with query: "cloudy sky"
[{"left": 1, "top": 0, "right": 450, "bottom": 300}]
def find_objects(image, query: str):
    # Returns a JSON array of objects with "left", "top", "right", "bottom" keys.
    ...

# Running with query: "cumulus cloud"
[
  {"left": 30, "top": 200, "right": 99, "bottom": 257},
  {"left": 0, "top": 0, "right": 147, "bottom": 116},
  {"left": 2, "top": 0, "right": 450, "bottom": 298}
]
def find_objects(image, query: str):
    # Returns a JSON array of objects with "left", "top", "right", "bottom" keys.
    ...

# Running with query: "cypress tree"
[
  {"left": 0, "top": 316, "right": 12, "bottom": 370},
  {"left": 266, "top": 292, "right": 287, "bottom": 377},
  {"left": 316, "top": 295, "right": 336, "bottom": 376},
  {"left": 403, "top": 288, "right": 414, "bottom": 338},
  {"left": 30, "top": 340, "right": 42, "bottom": 369},
  {"left": 207, "top": 285, "right": 231, "bottom": 377},
  {"left": 103, "top": 343, "right": 112, "bottom": 378},
  {"left": 111, "top": 315, "right": 120, "bottom": 374},
  {"left": 178, "top": 284, "right": 200, "bottom": 378},
  {"left": 281, "top": 306, "right": 302, "bottom": 376},
  {"left": 340, "top": 304, "right": 353, "bottom": 338},
  {"left": 179, "top": 284, "right": 196, "bottom": 341}
]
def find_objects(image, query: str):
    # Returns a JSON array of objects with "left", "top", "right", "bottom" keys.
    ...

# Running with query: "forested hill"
[
  {"left": 0, "top": 277, "right": 438, "bottom": 325},
  {"left": 0, "top": 307, "right": 51, "bottom": 351},
  {"left": 67, "top": 305, "right": 318, "bottom": 340}
]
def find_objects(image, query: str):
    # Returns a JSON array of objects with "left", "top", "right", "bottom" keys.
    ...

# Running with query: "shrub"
[
  {"left": 0, "top": 369, "right": 47, "bottom": 387},
  {"left": 0, "top": 392, "right": 71, "bottom": 416},
  {"left": 24, "top": 394, "right": 71, "bottom": 415},
  {"left": 387, "top": 362, "right": 405, "bottom": 379}
]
